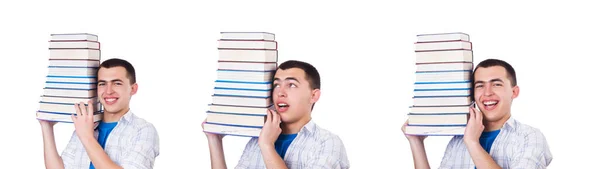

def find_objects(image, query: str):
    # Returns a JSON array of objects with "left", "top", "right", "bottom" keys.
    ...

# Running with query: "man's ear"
[
  {"left": 511, "top": 85, "right": 519, "bottom": 99},
  {"left": 131, "top": 83, "right": 138, "bottom": 95},
  {"left": 311, "top": 89, "right": 321, "bottom": 104}
]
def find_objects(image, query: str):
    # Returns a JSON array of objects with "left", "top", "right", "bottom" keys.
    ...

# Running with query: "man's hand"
[
  {"left": 402, "top": 120, "right": 428, "bottom": 143},
  {"left": 258, "top": 109, "right": 282, "bottom": 148},
  {"left": 72, "top": 100, "right": 98, "bottom": 140},
  {"left": 464, "top": 106, "right": 485, "bottom": 145}
]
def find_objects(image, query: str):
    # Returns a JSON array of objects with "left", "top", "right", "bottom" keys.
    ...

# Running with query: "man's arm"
[
  {"left": 402, "top": 120, "right": 431, "bottom": 169},
  {"left": 509, "top": 130, "right": 552, "bottom": 169},
  {"left": 72, "top": 102, "right": 123, "bottom": 169},
  {"left": 40, "top": 120, "right": 65, "bottom": 169},
  {"left": 463, "top": 107, "right": 501, "bottom": 169},
  {"left": 258, "top": 110, "right": 287, "bottom": 169},
  {"left": 203, "top": 120, "right": 227, "bottom": 169}
]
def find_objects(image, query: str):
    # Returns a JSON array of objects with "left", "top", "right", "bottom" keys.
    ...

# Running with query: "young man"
[
  {"left": 402, "top": 58, "right": 553, "bottom": 169},
  {"left": 204, "top": 60, "right": 350, "bottom": 169},
  {"left": 39, "top": 58, "right": 160, "bottom": 169}
]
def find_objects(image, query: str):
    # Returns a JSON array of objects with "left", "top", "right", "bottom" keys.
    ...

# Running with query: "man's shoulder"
[
  {"left": 124, "top": 113, "right": 158, "bottom": 135},
  {"left": 507, "top": 118, "right": 546, "bottom": 139},
  {"left": 310, "top": 123, "right": 345, "bottom": 145}
]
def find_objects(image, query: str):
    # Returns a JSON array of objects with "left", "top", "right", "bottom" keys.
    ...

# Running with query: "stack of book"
[
  {"left": 405, "top": 32, "right": 474, "bottom": 135},
  {"left": 36, "top": 33, "right": 103, "bottom": 123},
  {"left": 203, "top": 32, "right": 278, "bottom": 137}
]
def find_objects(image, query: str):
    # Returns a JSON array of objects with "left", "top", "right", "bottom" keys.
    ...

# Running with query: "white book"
[
  {"left": 219, "top": 49, "right": 277, "bottom": 62},
  {"left": 50, "top": 33, "right": 98, "bottom": 42},
  {"left": 49, "top": 60, "right": 100, "bottom": 67},
  {"left": 408, "top": 114, "right": 467, "bottom": 125},
  {"left": 49, "top": 49, "right": 100, "bottom": 60},
  {"left": 415, "top": 41, "right": 471, "bottom": 51},
  {"left": 214, "top": 88, "right": 270, "bottom": 97},
  {"left": 47, "top": 67, "right": 97, "bottom": 77},
  {"left": 416, "top": 62, "right": 473, "bottom": 72},
  {"left": 417, "top": 32, "right": 469, "bottom": 42},
  {"left": 37, "top": 112, "right": 102, "bottom": 123},
  {"left": 414, "top": 89, "right": 470, "bottom": 97},
  {"left": 410, "top": 106, "right": 471, "bottom": 114},
  {"left": 218, "top": 40, "right": 277, "bottom": 50},
  {"left": 203, "top": 123, "right": 261, "bottom": 137},
  {"left": 214, "top": 81, "right": 272, "bottom": 90},
  {"left": 414, "top": 82, "right": 471, "bottom": 90},
  {"left": 208, "top": 104, "right": 270, "bottom": 115},
  {"left": 38, "top": 102, "right": 102, "bottom": 114},
  {"left": 217, "top": 70, "right": 274, "bottom": 82},
  {"left": 49, "top": 41, "right": 100, "bottom": 49},
  {"left": 220, "top": 32, "right": 275, "bottom": 41},
  {"left": 416, "top": 50, "right": 473, "bottom": 63},
  {"left": 218, "top": 62, "right": 277, "bottom": 71},
  {"left": 46, "top": 76, "right": 96, "bottom": 83},
  {"left": 404, "top": 125, "right": 465, "bottom": 135},
  {"left": 206, "top": 112, "right": 265, "bottom": 127},
  {"left": 43, "top": 88, "right": 96, "bottom": 98},
  {"left": 45, "top": 82, "right": 96, "bottom": 90},
  {"left": 212, "top": 95, "right": 271, "bottom": 107},
  {"left": 413, "top": 96, "right": 471, "bottom": 106},
  {"left": 415, "top": 71, "right": 470, "bottom": 83},
  {"left": 40, "top": 96, "right": 97, "bottom": 104}
]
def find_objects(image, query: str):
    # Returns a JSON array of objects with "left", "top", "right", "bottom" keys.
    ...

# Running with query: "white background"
[{"left": 0, "top": 0, "right": 597, "bottom": 168}]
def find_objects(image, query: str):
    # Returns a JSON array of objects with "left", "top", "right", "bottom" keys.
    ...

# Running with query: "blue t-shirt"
[
  {"left": 274, "top": 133, "right": 298, "bottom": 159},
  {"left": 90, "top": 121, "right": 118, "bottom": 169},
  {"left": 475, "top": 129, "right": 501, "bottom": 169}
]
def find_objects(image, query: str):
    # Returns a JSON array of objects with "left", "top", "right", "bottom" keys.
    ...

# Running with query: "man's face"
[
  {"left": 97, "top": 66, "right": 137, "bottom": 114},
  {"left": 272, "top": 68, "right": 319, "bottom": 123},
  {"left": 473, "top": 66, "right": 519, "bottom": 122}
]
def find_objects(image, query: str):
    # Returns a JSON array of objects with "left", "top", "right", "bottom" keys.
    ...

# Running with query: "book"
[
  {"left": 206, "top": 112, "right": 266, "bottom": 127},
  {"left": 416, "top": 50, "right": 473, "bottom": 63},
  {"left": 212, "top": 95, "right": 272, "bottom": 107},
  {"left": 203, "top": 122, "right": 262, "bottom": 137},
  {"left": 410, "top": 105, "right": 471, "bottom": 114},
  {"left": 216, "top": 70, "right": 275, "bottom": 82},
  {"left": 416, "top": 62, "right": 473, "bottom": 72},
  {"left": 408, "top": 114, "right": 467, "bottom": 125},
  {"left": 36, "top": 112, "right": 103, "bottom": 123},
  {"left": 48, "top": 59, "right": 100, "bottom": 67},
  {"left": 208, "top": 104, "right": 270, "bottom": 115},
  {"left": 46, "top": 76, "right": 97, "bottom": 83},
  {"left": 415, "top": 71, "right": 470, "bottom": 83},
  {"left": 404, "top": 125, "right": 466, "bottom": 136},
  {"left": 40, "top": 96, "right": 98, "bottom": 104},
  {"left": 413, "top": 88, "right": 470, "bottom": 97},
  {"left": 49, "top": 49, "right": 100, "bottom": 60},
  {"left": 413, "top": 81, "right": 471, "bottom": 90},
  {"left": 413, "top": 96, "right": 471, "bottom": 106},
  {"left": 415, "top": 40, "right": 472, "bottom": 51},
  {"left": 45, "top": 81, "right": 97, "bottom": 90},
  {"left": 214, "top": 80, "right": 272, "bottom": 90},
  {"left": 50, "top": 33, "right": 98, "bottom": 42},
  {"left": 43, "top": 88, "right": 96, "bottom": 98},
  {"left": 214, "top": 87, "right": 271, "bottom": 97},
  {"left": 417, "top": 32, "right": 470, "bottom": 42},
  {"left": 218, "top": 61, "right": 277, "bottom": 71},
  {"left": 218, "top": 49, "right": 277, "bottom": 62},
  {"left": 218, "top": 40, "right": 277, "bottom": 50},
  {"left": 49, "top": 41, "right": 100, "bottom": 49},
  {"left": 220, "top": 32, "right": 275, "bottom": 41},
  {"left": 38, "top": 102, "right": 102, "bottom": 114},
  {"left": 47, "top": 67, "right": 98, "bottom": 77}
]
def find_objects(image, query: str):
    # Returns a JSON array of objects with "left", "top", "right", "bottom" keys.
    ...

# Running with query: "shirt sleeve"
[
  {"left": 509, "top": 129, "right": 553, "bottom": 169},
  {"left": 60, "top": 131, "right": 79, "bottom": 169},
  {"left": 118, "top": 124, "right": 160, "bottom": 169},
  {"left": 235, "top": 138, "right": 260, "bottom": 169}
]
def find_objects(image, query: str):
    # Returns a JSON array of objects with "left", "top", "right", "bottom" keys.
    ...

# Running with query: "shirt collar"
[{"left": 298, "top": 119, "right": 317, "bottom": 136}]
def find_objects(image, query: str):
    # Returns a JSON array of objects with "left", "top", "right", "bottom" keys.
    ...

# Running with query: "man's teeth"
[
  {"left": 483, "top": 101, "right": 498, "bottom": 106},
  {"left": 278, "top": 103, "right": 288, "bottom": 107},
  {"left": 105, "top": 98, "right": 116, "bottom": 102}
]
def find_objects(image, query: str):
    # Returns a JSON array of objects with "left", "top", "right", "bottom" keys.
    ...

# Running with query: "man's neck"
[
  {"left": 102, "top": 107, "right": 129, "bottom": 122},
  {"left": 483, "top": 113, "right": 511, "bottom": 131},
  {"left": 281, "top": 116, "right": 311, "bottom": 134}
]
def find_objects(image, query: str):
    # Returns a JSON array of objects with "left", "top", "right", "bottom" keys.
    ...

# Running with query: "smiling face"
[
  {"left": 97, "top": 66, "right": 137, "bottom": 115},
  {"left": 473, "top": 66, "right": 519, "bottom": 123},
  {"left": 272, "top": 68, "right": 320, "bottom": 123}
]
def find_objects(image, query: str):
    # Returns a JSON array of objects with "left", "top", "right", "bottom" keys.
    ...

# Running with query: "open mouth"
[
  {"left": 482, "top": 100, "right": 498, "bottom": 110},
  {"left": 104, "top": 97, "right": 118, "bottom": 105},
  {"left": 276, "top": 102, "right": 289, "bottom": 112}
]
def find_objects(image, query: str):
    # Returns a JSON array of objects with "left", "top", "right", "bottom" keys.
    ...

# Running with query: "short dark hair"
[
  {"left": 472, "top": 58, "right": 517, "bottom": 87},
  {"left": 273, "top": 60, "right": 321, "bottom": 110},
  {"left": 99, "top": 58, "right": 136, "bottom": 84}
]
